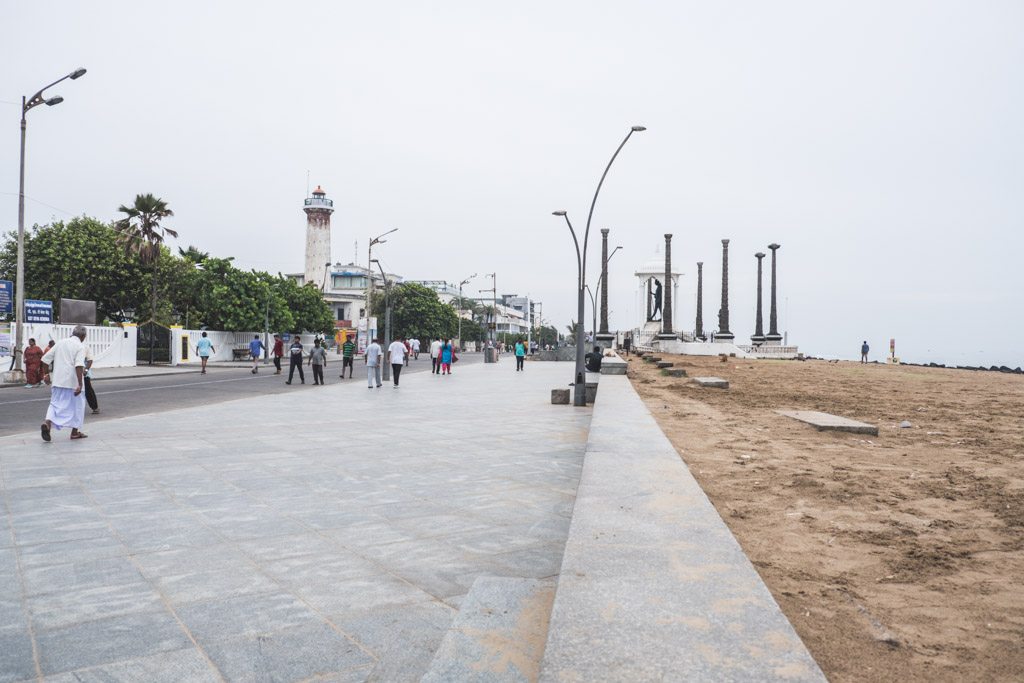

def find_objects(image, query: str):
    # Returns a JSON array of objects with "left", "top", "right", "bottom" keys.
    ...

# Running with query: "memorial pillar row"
[
  {"left": 766, "top": 243, "right": 782, "bottom": 343},
  {"left": 752, "top": 252, "right": 766, "bottom": 343},
  {"left": 695, "top": 261, "right": 704, "bottom": 340}
]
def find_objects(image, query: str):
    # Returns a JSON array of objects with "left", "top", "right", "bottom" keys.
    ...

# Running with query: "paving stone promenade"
[{"left": 0, "top": 362, "right": 589, "bottom": 682}]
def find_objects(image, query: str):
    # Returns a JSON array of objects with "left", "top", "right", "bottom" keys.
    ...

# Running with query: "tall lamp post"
[
  {"left": 371, "top": 259, "right": 392, "bottom": 381},
  {"left": 366, "top": 228, "right": 397, "bottom": 342},
  {"left": 552, "top": 124, "right": 645, "bottom": 407},
  {"left": 6, "top": 67, "right": 87, "bottom": 383},
  {"left": 457, "top": 273, "right": 476, "bottom": 350}
]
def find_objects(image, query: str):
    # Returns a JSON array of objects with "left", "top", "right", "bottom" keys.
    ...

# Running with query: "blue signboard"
[
  {"left": 25, "top": 300, "right": 53, "bottom": 323},
  {"left": 0, "top": 280, "right": 12, "bottom": 315}
]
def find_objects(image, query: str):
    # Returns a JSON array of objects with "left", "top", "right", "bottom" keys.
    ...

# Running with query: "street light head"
[
  {"left": 631, "top": 126, "right": 647, "bottom": 132},
  {"left": 552, "top": 210, "right": 567, "bottom": 216},
  {"left": 69, "top": 68, "right": 87, "bottom": 80},
  {"left": 44, "top": 96, "right": 64, "bottom": 106},
  {"left": 370, "top": 258, "right": 379, "bottom": 263}
]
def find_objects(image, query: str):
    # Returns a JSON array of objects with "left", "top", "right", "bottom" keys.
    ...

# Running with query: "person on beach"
[
  {"left": 286, "top": 335, "right": 305, "bottom": 384},
  {"left": 365, "top": 337, "right": 382, "bottom": 388},
  {"left": 23, "top": 338, "right": 44, "bottom": 387},
  {"left": 514, "top": 338, "right": 526, "bottom": 372},
  {"left": 340, "top": 336, "right": 355, "bottom": 378},
  {"left": 430, "top": 337, "right": 442, "bottom": 374},
  {"left": 196, "top": 331, "right": 214, "bottom": 374},
  {"left": 249, "top": 335, "right": 265, "bottom": 374},
  {"left": 389, "top": 337, "right": 407, "bottom": 387},
  {"left": 309, "top": 339, "right": 327, "bottom": 385},
  {"left": 39, "top": 325, "right": 88, "bottom": 442},
  {"left": 861, "top": 341, "right": 869, "bottom": 363},
  {"left": 271, "top": 334, "right": 284, "bottom": 374}
]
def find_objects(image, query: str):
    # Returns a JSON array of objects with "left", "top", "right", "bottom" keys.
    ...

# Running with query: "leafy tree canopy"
[{"left": 371, "top": 282, "right": 458, "bottom": 342}]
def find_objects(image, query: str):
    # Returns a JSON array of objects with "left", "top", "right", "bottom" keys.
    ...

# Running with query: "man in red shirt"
[{"left": 271, "top": 334, "right": 284, "bottom": 374}]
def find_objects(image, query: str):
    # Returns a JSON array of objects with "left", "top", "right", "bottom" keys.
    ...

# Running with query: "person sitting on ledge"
[{"left": 585, "top": 345, "right": 603, "bottom": 373}]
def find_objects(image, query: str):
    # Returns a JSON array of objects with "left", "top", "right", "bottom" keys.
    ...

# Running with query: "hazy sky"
[{"left": 3, "top": 2, "right": 1022, "bottom": 366}]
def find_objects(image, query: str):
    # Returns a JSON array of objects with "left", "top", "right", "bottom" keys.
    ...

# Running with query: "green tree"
[
  {"left": 273, "top": 277, "right": 334, "bottom": 335},
  {"left": 114, "top": 193, "right": 176, "bottom": 323},
  {"left": 371, "top": 282, "right": 458, "bottom": 342},
  {"left": 0, "top": 216, "right": 149, "bottom": 323},
  {"left": 534, "top": 324, "right": 559, "bottom": 347}
]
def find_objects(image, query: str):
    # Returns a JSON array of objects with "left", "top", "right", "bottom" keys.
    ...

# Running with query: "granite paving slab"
[
  {"left": 0, "top": 362, "right": 588, "bottom": 681},
  {"left": 693, "top": 376, "right": 730, "bottom": 388},
  {"left": 539, "top": 374, "right": 825, "bottom": 682},
  {"left": 778, "top": 410, "right": 879, "bottom": 436}
]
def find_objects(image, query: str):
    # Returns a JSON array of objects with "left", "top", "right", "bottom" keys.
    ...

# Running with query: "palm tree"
[
  {"left": 177, "top": 245, "right": 209, "bottom": 263},
  {"left": 114, "top": 193, "right": 177, "bottom": 364}
]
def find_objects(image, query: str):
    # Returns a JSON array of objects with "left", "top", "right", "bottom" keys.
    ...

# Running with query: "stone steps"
[{"left": 422, "top": 576, "right": 556, "bottom": 683}]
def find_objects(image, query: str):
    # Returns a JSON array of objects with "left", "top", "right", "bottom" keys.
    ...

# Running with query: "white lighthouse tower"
[{"left": 303, "top": 185, "right": 334, "bottom": 289}]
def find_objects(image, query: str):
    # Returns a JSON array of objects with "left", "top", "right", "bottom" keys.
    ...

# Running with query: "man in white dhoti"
[{"left": 39, "top": 325, "right": 89, "bottom": 441}]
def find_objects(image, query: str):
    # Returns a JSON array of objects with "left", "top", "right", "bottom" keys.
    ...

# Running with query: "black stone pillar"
[
  {"left": 596, "top": 229, "right": 614, "bottom": 346},
  {"left": 766, "top": 243, "right": 782, "bottom": 343},
  {"left": 695, "top": 261, "right": 704, "bottom": 340},
  {"left": 751, "top": 252, "right": 766, "bottom": 343},
  {"left": 658, "top": 234, "right": 675, "bottom": 339},
  {"left": 599, "top": 229, "right": 609, "bottom": 334},
  {"left": 716, "top": 239, "right": 734, "bottom": 342}
]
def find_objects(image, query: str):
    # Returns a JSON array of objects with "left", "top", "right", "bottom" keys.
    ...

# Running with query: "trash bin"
[{"left": 484, "top": 347, "right": 498, "bottom": 363}]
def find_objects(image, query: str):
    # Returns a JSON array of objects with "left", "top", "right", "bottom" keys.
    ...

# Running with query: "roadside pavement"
[{"left": 0, "top": 359, "right": 588, "bottom": 682}]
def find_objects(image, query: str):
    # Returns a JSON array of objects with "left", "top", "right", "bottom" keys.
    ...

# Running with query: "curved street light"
[
  {"left": 552, "top": 125, "right": 645, "bottom": 406},
  {"left": 457, "top": 273, "right": 477, "bottom": 349},
  {"left": 7, "top": 68, "right": 87, "bottom": 382}
]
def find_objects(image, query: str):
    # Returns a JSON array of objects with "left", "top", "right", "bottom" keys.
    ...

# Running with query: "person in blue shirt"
[
  {"left": 514, "top": 339, "right": 526, "bottom": 372},
  {"left": 196, "top": 331, "right": 215, "bottom": 375},
  {"left": 249, "top": 335, "right": 265, "bottom": 374},
  {"left": 861, "top": 341, "right": 869, "bottom": 364}
]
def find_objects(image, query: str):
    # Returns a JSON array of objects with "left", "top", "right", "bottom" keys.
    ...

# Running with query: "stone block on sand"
[
  {"left": 777, "top": 410, "right": 878, "bottom": 436},
  {"left": 693, "top": 376, "right": 729, "bottom": 388},
  {"left": 551, "top": 389, "right": 570, "bottom": 405}
]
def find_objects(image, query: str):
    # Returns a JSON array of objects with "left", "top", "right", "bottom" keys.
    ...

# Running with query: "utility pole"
[
  {"left": 458, "top": 273, "right": 476, "bottom": 350},
  {"left": 366, "top": 228, "right": 397, "bottom": 347},
  {"left": 479, "top": 273, "right": 497, "bottom": 361}
]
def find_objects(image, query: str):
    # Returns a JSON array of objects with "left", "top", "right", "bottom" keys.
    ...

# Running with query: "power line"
[{"left": 0, "top": 192, "right": 75, "bottom": 216}]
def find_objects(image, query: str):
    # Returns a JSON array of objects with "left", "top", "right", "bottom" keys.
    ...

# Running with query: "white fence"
[
  {"left": 2, "top": 323, "right": 137, "bottom": 368},
  {"left": 170, "top": 328, "right": 263, "bottom": 365}
]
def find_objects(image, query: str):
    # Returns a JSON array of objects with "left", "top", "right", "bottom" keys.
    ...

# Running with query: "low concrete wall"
[
  {"left": 539, "top": 374, "right": 825, "bottom": 681},
  {"left": 534, "top": 347, "right": 576, "bottom": 362}
]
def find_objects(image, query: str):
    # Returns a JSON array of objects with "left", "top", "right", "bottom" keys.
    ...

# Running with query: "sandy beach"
[{"left": 629, "top": 354, "right": 1024, "bottom": 682}]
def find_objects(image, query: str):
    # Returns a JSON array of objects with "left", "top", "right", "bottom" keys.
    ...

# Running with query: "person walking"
[
  {"left": 440, "top": 339, "right": 454, "bottom": 375},
  {"left": 340, "top": 336, "right": 356, "bottom": 378},
  {"left": 430, "top": 337, "right": 442, "bottom": 374},
  {"left": 39, "top": 325, "right": 89, "bottom": 441},
  {"left": 309, "top": 339, "right": 328, "bottom": 385},
  {"left": 365, "top": 337, "right": 383, "bottom": 388},
  {"left": 84, "top": 345, "right": 100, "bottom": 414},
  {"left": 403, "top": 338, "right": 412, "bottom": 366},
  {"left": 249, "top": 335, "right": 265, "bottom": 374},
  {"left": 861, "top": 341, "right": 870, "bottom": 363},
  {"left": 411, "top": 338, "right": 420, "bottom": 360},
  {"left": 196, "top": 331, "right": 215, "bottom": 374},
  {"left": 389, "top": 337, "right": 408, "bottom": 387},
  {"left": 286, "top": 335, "right": 305, "bottom": 384},
  {"left": 514, "top": 338, "right": 526, "bottom": 372},
  {"left": 23, "top": 338, "right": 44, "bottom": 387},
  {"left": 271, "top": 334, "right": 284, "bottom": 374}
]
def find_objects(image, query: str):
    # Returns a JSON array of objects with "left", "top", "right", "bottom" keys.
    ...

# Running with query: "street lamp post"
[
  {"left": 366, "top": 228, "right": 397, "bottom": 344},
  {"left": 6, "top": 68, "right": 87, "bottom": 383},
  {"left": 371, "top": 259, "right": 392, "bottom": 381},
  {"left": 552, "top": 125, "right": 645, "bottom": 407},
  {"left": 584, "top": 285, "right": 597, "bottom": 339},
  {"left": 457, "top": 273, "right": 476, "bottom": 350}
]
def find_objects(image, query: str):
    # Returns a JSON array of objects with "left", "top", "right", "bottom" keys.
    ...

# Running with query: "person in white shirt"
[
  {"left": 388, "top": 337, "right": 408, "bottom": 387},
  {"left": 411, "top": 338, "right": 420, "bottom": 360},
  {"left": 365, "top": 337, "right": 383, "bottom": 389},
  {"left": 430, "top": 338, "right": 442, "bottom": 375},
  {"left": 39, "top": 325, "right": 88, "bottom": 441}
]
